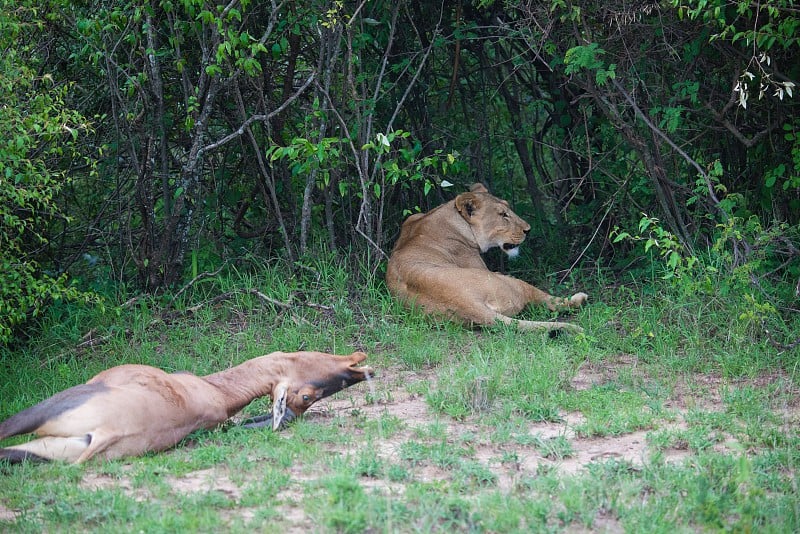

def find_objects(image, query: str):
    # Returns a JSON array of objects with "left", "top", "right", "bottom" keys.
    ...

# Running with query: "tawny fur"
[
  {"left": 386, "top": 183, "right": 588, "bottom": 333},
  {"left": 0, "top": 351, "right": 371, "bottom": 463}
]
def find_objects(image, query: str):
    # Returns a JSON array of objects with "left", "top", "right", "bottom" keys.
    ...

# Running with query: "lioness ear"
[
  {"left": 455, "top": 192, "right": 482, "bottom": 218},
  {"left": 470, "top": 183, "right": 489, "bottom": 193}
]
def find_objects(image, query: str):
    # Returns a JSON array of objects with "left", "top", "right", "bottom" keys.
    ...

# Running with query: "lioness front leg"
[{"left": 504, "top": 275, "right": 588, "bottom": 313}]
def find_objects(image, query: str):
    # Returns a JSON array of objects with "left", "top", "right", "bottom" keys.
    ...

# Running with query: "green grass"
[{"left": 1, "top": 259, "right": 798, "bottom": 532}]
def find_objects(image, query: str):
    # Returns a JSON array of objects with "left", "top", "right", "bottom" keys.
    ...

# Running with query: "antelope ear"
[
  {"left": 348, "top": 351, "right": 368, "bottom": 364},
  {"left": 272, "top": 383, "right": 288, "bottom": 431}
]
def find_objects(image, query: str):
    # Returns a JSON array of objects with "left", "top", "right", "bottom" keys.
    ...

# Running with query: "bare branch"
[
  {"left": 609, "top": 77, "right": 728, "bottom": 221},
  {"left": 168, "top": 264, "right": 227, "bottom": 307},
  {"left": 184, "top": 288, "right": 331, "bottom": 315},
  {"left": 199, "top": 72, "right": 316, "bottom": 156}
]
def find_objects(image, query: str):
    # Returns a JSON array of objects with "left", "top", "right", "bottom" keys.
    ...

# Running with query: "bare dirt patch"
[
  {"left": 306, "top": 361, "right": 691, "bottom": 486},
  {"left": 0, "top": 504, "right": 17, "bottom": 522},
  {"left": 671, "top": 369, "right": 800, "bottom": 413},
  {"left": 569, "top": 353, "right": 646, "bottom": 392},
  {"left": 81, "top": 468, "right": 152, "bottom": 502},
  {"left": 167, "top": 467, "right": 241, "bottom": 499}
]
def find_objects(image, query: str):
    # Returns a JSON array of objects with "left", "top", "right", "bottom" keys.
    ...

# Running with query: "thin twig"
[
  {"left": 199, "top": 73, "right": 316, "bottom": 156},
  {"left": 185, "top": 288, "right": 331, "bottom": 315},
  {"left": 559, "top": 178, "right": 628, "bottom": 283},
  {"left": 356, "top": 227, "right": 388, "bottom": 261},
  {"left": 763, "top": 320, "right": 800, "bottom": 353},
  {"left": 169, "top": 264, "right": 227, "bottom": 307},
  {"left": 76, "top": 329, "right": 115, "bottom": 350}
]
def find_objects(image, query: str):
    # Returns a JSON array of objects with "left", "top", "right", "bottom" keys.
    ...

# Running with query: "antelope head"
[{"left": 241, "top": 351, "right": 372, "bottom": 430}]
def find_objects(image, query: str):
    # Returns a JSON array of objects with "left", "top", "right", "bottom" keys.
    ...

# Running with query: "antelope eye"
[{"left": 302, "top": 394, "right": 311, "bottom": 403}]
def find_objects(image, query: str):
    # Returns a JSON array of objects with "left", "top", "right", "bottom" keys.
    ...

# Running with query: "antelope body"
[{"left": 0, "top": 351, "right": 371, "bottom": 463}]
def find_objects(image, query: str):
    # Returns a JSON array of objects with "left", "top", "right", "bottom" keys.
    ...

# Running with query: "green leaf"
[{"left": 612, "top": 232, "right": 631, "bottom": 243}]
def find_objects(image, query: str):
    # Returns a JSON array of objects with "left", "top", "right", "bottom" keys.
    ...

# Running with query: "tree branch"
[{"left": 199, "top": 72, "right": 316, "bottom": 157}]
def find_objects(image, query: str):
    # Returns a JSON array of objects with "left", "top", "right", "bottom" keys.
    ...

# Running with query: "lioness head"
[{"left": 454, "top": 183, "right": 531, "bottom": 257}]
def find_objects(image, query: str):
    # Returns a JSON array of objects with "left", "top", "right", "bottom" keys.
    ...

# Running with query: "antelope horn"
[{"left": 270, "top": 382, "right": 296, "bottom": 430}]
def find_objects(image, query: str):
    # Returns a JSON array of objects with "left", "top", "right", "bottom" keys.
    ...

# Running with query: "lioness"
[{"left": 386, "top": 183, "right": 588, "bottom": 333}]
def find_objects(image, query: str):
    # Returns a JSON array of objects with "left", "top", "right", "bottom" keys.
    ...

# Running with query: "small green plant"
[
  {"left": 354, "top": 447, "right": 383, "bottom": 478},
  {"left": 561, "top": 386, "right": 654, "bottom": 437},
  {"left": 564, "top": 43, "right": 617, "bottom": 85},
  {"left": 360, "top": 130, "right": 462, "bottom": 200},
  {"left": 533, "top": 435, "right": 575, "bottom": 460},
  {"left": 612, "top": 213, "right": 698, "bottom": 281},
  {"left": 318, "top": 473, "right": 368, "bottom": 533},
  {"left": 386, "top": 464, "right": 410, "bottom": 482},
  {"left": 456, "top": 460, "right": 497, "bottom": 488}
]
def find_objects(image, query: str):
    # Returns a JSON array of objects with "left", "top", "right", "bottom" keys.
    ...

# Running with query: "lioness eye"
[{"left": 501, "top": 212, "right": 509, "bottom": 218}]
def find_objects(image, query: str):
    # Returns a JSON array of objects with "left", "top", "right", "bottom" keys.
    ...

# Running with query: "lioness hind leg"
[{"left": 493, "top": 312, "right": 584, "bottom": 334}]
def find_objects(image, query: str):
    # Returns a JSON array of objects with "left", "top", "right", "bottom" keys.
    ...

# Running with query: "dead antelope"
[{"left": 0, "top": 351, "right": 372, "bottom": 464}]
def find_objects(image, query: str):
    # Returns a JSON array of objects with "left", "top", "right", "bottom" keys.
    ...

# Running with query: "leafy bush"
[{"left": 0, "top": 2, "right": 98, "bottom": 343}]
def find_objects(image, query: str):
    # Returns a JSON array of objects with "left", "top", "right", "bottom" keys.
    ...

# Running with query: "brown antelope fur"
[
  {"left": 0, "top": 351, "right": 372, "bottom": 464},
  {"left": 386, "top": 183, "right": 588, "bottom": 333}
]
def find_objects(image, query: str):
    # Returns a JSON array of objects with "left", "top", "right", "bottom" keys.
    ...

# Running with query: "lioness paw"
[
  {"left": 569, "top": 292, "right": 588, "bottom": 307},
  {"left": 546, "top": 293, "right": 587, "bottom": 311}
]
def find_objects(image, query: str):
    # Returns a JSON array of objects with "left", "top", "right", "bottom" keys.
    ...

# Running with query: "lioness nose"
[{"left": 523, "top": 227, "right": 531, "bottom": 234}]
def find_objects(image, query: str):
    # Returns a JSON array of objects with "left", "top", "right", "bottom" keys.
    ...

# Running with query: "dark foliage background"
[{"left": 1, "top": 0, "right": 798, "bottom": 343}]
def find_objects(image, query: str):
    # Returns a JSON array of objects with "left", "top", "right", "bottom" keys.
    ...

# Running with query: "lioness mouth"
[{"left": 502, "top": 243, "right": 521, "bottom": 259}]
